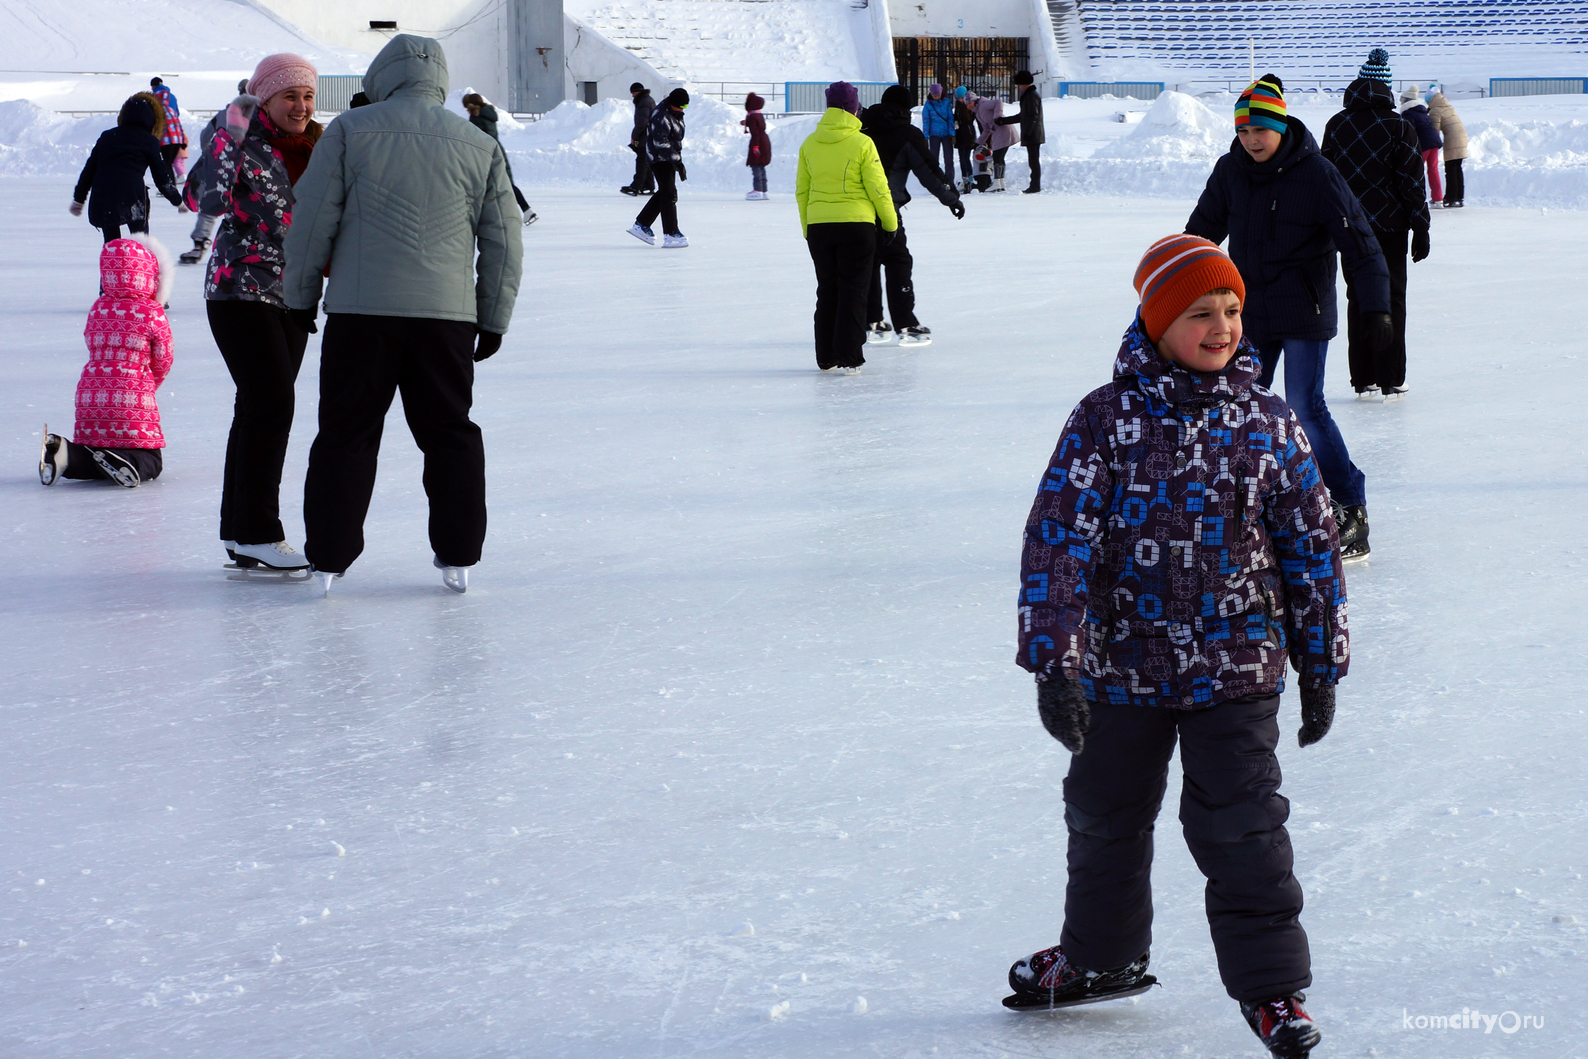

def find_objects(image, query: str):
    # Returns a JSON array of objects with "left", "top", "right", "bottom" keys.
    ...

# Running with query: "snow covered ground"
[{"left": 2, "top": 175, "right": 1586, "bottom": 1057}]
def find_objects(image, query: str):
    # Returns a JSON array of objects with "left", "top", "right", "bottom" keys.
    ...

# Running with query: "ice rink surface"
[{"left": 2, "top": 180, "right": 1586, "bottom": 1058}]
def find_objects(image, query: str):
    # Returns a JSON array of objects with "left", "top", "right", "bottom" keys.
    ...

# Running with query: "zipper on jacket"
[
  {"left": 1302, "top": 274, "right": 1321, "bottom": 315},
  {"left": 1233, "top": 475, "right": 1248, "bottom": 528}
]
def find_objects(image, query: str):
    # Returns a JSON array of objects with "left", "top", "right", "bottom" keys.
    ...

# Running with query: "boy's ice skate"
[
  {"left": 38, "top": 426, "right": 66, "bottom": 486},
  {"left": 178, "top": 238, "right": 209, "bottom": 265},
  {"left": 434, "top": 556, "right": 470, "bottom": 594},
  {"left": 898, "top": 325, "right": 932, "bottom": 347},
  {"left": 1003, "top": 946, "right": 1156, "bottom": 1010},
  {"left": 662, "top": 231, "right": 689, "bottom": 248},
  {"left": 866, "top": 322, "right": 894, "bottom": 344},
  {"left": 225, "top": 541, "right": 313, "bottom": 582},
  {"left": 92, "top": 448, "right": 141, "bottom": 488},
  {"left": 1332, "top": 501, "right": 1370, "bottom": 562},
  {"left": 627, "top": 223, "right": 656, "bottom": 245},
  {"left": 1240, "top": 993, "right": 1320, "bottom": 1057}
]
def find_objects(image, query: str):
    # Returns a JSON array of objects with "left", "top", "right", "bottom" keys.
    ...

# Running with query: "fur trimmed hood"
[{"left": 118, "top": 92, "right": 167, "bottom": 141}]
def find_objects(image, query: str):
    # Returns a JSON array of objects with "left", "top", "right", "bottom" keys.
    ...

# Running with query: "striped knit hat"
[
  {"left": 1134, "top": 235, "right": 1246, "bottom": 343},
  {"left": 1359, "top": 48, "right": 1392, "bottom": 84},
  {"left": 1234, "top": 77, "right": 1287, "bottom": 134}
]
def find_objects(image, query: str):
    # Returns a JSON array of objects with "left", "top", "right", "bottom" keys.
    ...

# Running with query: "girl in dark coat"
[
  {"left": 741, "top": 92, "right": 771, "bottom": 199},
  {"left": 1399, "top": 85, "right": 1444, "bottom": 202},
  {"left": 71, "top": 94, "right": 183, "bottom": 242}
]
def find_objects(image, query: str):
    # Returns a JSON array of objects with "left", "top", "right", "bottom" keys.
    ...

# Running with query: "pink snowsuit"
[{"left": 75, "top": 238, "right": 173, "bottom": 449}]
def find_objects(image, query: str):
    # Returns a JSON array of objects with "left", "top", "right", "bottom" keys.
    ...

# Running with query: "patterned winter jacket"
[
  {"left": 1017, "top": 315, "right": 1349, "bottom": 708},
  {"left": 1321, "top": 79, "right": 1430, "bottom": 236},
  {"left": 153, "top": 84, "right": 187, "bottom": 147},
  {"left": 645, "top": 104, "right": 685, "bottom": 165},
  {"left": 76, "top": 238, "right": 173, "bottom": 450},
  {"left": 187, "top": 101, "right": 309, "bottom": 308}
]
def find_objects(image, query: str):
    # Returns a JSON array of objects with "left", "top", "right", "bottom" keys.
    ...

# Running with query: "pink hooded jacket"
[{"left": 76, "top": 237, "right": 173, "bottom": 449}]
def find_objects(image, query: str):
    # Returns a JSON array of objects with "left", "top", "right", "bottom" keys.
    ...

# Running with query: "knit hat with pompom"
[{"left": 1359, "top": 48, "right": 1392, "bottom": 83}]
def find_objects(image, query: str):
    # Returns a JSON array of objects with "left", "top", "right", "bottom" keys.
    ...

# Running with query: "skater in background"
[
  {"left": 179, "top": 78, "right": 249, "bottom": 265},
  {"left": 463, "top": 91, "right": 537, "bottom": 224},
  {"left": 953, "top": 87, "right": 978, "bottom": 194},
  {"left": 39, "top": 237, "right": 173, "bottom": 489},
  {"left": 1007, "top": 234, "right": 1345, "bottom": 1059},
  {"left": 1322, "top": 70, "right": 1430, "bottom": 402},
  {"left": 741, "top": 92, "right": 771, "bottom": 199},
  {"left": 859, "top": 84, "right": 964, "bottom": 347},
  {"left": 973, "top": 90, "right": 1018, "bottom": 192},
  {"left": 620, "top": 82, "right": 655, "bottom": 196},
  {"left": 1425, "top": 83, "right": 1466, "bottom": 207},
  {"left": 794, "top": 80, "right": 898, "bottom": 373},
  {"left": 285, "top": 33, "right": 523, "bottom": 595},
  {"left": 1398, "top": 84, "right": 1444, "bottom": 204},
  {"left": 628, "top": 87, "right": 690, "bottom": 248},
  {"left": 920, "top": 82, "right": 956, "bottom": 188},
  {"left": 149, "top": 77, "right": 188, "bottom": 177},
  {"left": 1185, "top": 74, "right": 1389, "bottom": 561},
  {"left": 71, "top": 93, "right": 183, "bottom": 242},
  {"left": 187, "top": 52, "right": 321, "bottom": 574},
  {"left": 995, "top": 70, "right": 1044, "bottom": 193}
]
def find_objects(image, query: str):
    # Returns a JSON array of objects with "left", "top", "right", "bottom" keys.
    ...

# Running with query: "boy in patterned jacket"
[{"left": 1003, "top": 235, "right": 1346, "bottom": 1059}]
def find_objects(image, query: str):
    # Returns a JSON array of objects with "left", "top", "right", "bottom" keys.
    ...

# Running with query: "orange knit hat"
[{"left": 1133, "top": 235, "right": 1246, "bottom": 342}]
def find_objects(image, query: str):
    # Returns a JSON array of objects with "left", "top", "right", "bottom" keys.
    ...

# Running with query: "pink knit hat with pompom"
[{"left": 249, "top": 53, "right": 318, "bottom": 103}]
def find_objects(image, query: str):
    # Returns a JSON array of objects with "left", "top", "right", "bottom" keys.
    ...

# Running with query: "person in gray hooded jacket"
[{"left": 283, "top": 33, "right": 523, "bottom": 595}]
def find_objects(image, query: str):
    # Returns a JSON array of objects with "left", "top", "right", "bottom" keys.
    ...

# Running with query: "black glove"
[
  {"left": 474, "top": 329, "right": 502, "bottom": 362},
  {"left": 676, "top": 162, "right": 687, "bottom": 182},
  {"left": 1411, "top": 228, "right": 1431, "bottom": 263},
  {"left": 1036, "top": 667, "right": 1091, "bottom": 755},
  {"left": 288, "top": 307, "right": 318, "bottom": 335},
  {"left": 949, "top": 200, "right": 965, "bottom": 220},
  {"left": 1298, "top": 685, "right": 1335, "bottom": 747},
  {"left": 1365, "top": 311, "right": 1393, "bottom": 353},
  {"left": 878, "top": 226, "right": 897, "bottom": 246}
]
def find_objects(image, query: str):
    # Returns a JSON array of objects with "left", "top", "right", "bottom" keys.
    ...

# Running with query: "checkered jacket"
[{"left": 1322, "top": 79, "right": 1430, "bottom": 235}]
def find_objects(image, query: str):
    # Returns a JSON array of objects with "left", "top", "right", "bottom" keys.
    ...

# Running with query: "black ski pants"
[
  {"left": 805, "top": 222, "right": 876, "bottom": 370},
  {"left": 630, "top": 143, "right": 654, "bottom": 192},
  {"left": 207, "top": 299, "right": 308, "bottom": 545},
  {"left": 636, "top": 161, "right": 679, "bottom": 234},
  {"left": 1443, "top": 157, "right": 1464, "bottom": 205},
  {"left": 1059, "top": 694, "right": 1311, "bottom": 1002},
  {"left": 1344, "top": 227, "right": 1409, "bottom": 391},
  {"left": 1024, "top": 143, "right": 1041, "bottom": 190},
  {"left": 99, "top": 218, "right": 149, "bottom": 243},
  {"left": 302, "top": 314, "right": 485, "bottom": 574},
  {"left": 61, "top": 440, "right": 163, "bottom": 482},
  {"left": 866, "top": 221, "right": 917, "bottom": 331}
]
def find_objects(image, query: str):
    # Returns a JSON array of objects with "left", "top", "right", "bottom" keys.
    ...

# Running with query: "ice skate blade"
[
  {"left": 224, "top": 563, "right": 313, "bottom": 584},
  {"left": 1002, "top": 975, "right": 1157, "bottom": 1011},
  {"left": 898, "top": 336, "right": 932, "bottom": 347}
]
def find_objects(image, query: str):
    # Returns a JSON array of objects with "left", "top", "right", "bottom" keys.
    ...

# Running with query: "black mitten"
[
  {"left": 474, "top": 329, "right": 502, "bottom": 362},
  {"left": 1411, "top": 228, "right": 1431, "bottom": 262},
  {"left": 1298, "top": 685, "right": 1335, "bottom": 747},
  {"left": 1365, "top": 311, "right": 1394, "bottom": 353},
  {"left": 1037, "top": 668, "right": 1091, "bottom": 754},
  {"left": 287, "top": 307, "right": 318, "bottom": 335}
]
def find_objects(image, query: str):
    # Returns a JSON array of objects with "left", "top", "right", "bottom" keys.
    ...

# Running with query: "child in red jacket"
[
  {"left": 39, "top": 237, "right": 173, "bottom": 488},
  {"left": 742, "top": 92, "right": 771, "bottom": 199}
]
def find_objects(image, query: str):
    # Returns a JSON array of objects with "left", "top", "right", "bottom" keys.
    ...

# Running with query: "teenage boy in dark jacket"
[
  {"left": 859, "top": 85, "right": 965, "bottom": 346},
  {"left": 621, "top": 83, "right": 656, "bottom": 195},
  {"left": 995, "top": 70, "right": 1044, "bottom": 193},
  {"left": 1322, "top": 77, "right": 1431, "bottom": 400},
  {"left": 1185, "top": 75, "right": 1389, "bottom": 561},
  {"left": 629, "top": 88, "right": 689, "bottom": 247}
]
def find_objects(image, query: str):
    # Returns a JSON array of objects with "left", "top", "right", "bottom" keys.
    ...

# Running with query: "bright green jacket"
[{"left": 795, "top": 108, "right": 899, "bottom": 237}]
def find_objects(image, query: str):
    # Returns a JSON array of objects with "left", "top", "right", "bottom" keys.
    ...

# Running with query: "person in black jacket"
[
  {"left": 995, "top": 70, "right": 1044, "bottom": 193},
  {"left": 859, "top": 85, "right": 965, "bottom": 346},
  {"left": 628, "top": 88, "right": 688, "bottom": 247},
  {"left": 71, "top": 94, "right": 183, "bottom": 242},
  {"left": 1322, "top": 77, "right": 1431, "bottom": 400},
  {"left": 953, "top": 87, "right": 978, "bottom": 194},
  {"left": 1185, "top": 75, "right": 1391, "bottom": 561},
  {"left": 621, "top": 82, "right": 656, "bottom": 196}
]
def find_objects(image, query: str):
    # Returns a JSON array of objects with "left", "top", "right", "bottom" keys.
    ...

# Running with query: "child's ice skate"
[
  {"left": 1003, "top": 945, "right": 1156, "bottom": 1010},
  {"left": 91, "top": 448, "right": 141, "bottom": 488},
  {"left": 38, "top": 425, "right": 67, "bottom": 486},
  {"left": 1240, "top": 993, "right": 1320, "bottom": 1057},
  {"left": 1332, "top": 501, "right": 1370, "bottom": 562},
  {"left": 179, "top": 238, "right": 209, "bottom": 265}
]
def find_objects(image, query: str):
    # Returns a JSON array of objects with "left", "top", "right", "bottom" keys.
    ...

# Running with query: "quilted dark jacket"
[
  {"left": 1400, "top": 103, "right": 1443, "bottom": 152},
  {"left": 1017, "top": 314, "right": 1350, "bottom": 708},
  {"left": 1322, "top": 79, "right": 1430, "bottom": 235},
  {"left": 645, "top": 104, "right": 685, "bottom": 165},
  {"left": 1186, "top": 115, "right": 1390, "bottom": 341}
]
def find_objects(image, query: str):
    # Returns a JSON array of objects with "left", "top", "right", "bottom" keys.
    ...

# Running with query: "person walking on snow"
[
  {"left": 39, "top": 237, "right": 173, "bottom": 489},
  {"left": 953, "top": 87, "right": 978, "bottom": 194},
  {"left": 859, "top": 84, "right": 965, "bottom": 347},
  {"left": 628, "top": 88, "right": 690, "bottom": 247},
  {"left": 71, "top": 94, "right": 183, "bottom": 242},
  {"left": 284, "top": 33, "right": 524, "bottom": 595},
  {"left": 794, "top": 81, "right": 898, "bottom": 373},
  {"left": 973, "top": 91, "right": 1018, "bottom": 192},
  {"left": 742, "top": 92, "right": 771, "bottom": 199},
  {"left": 995, "top": 70, "right": 1044, "bottom": 193},
  {"left": 621, "top": 82, "right": 656, "bottom": 196},
  {"left": 463, "top": 91, "right": 537, "bottom": 224},
  {"left": 1398, "top": 84, "right": 1444, "bottom": 204},
  {"left": 1006, "top": 234, "right": 1346, "bottom": 1059},
  {"left": 1322, "top": 72, "right": 1431, "bottom": 402},
  {"left": 920, "top": 83, "right": 956, "bottom": 187},
  {"left": 1424, "top": 83, "right": 1466, "bottom": 208},
  {"left": 186, "top": 53, "right": 322, "bottom": 574},
  {"left": 149, "top": 77, "right": 188, "bottom": 177},
  {"left": 1185, "top": 74, "right": 1390, "bottom": 561}
]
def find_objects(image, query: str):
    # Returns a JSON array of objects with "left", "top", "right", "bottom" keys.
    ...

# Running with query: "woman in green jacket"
[{"left": 795, "top": 82, "right": 899, "bottom": 373}]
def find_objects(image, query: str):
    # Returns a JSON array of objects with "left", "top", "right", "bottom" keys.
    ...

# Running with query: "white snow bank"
[
  {"left": 1092, "top": 91, "right": 1232, "bottom": 161},
  {"left": 0, "top": 102, "right": 108, "bottom": 179}
]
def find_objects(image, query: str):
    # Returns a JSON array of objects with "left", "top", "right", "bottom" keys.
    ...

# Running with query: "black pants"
[
  {"left": 993, "top": 146, "right": 1008, "bottom": 180},
  {"left": 1024, "top": 143, "right": 1042, "bottom": 190},
  {"left": 1343, "top": 227, "right": 1409, "bottom": 391},
  {"left": 62, "top": 440, "right": 163, "bottom": 481},
  {"left": 866, "top": 222, "right": 917, "bottom": 330},
  {"left": 630, "top": 144, "right": 653, "bottom": 192},
  {"left": 636, "top": 161, "right": 678, "bottom": 234},
  {"left": 207, "top": 299, "right": 308, "bottom": 545},
  {"left": 99, "top": 219, "right": 149, "bottom": 243},
  {"left": 160, "top": 143, "right": 183, "bottom": 169},
  {"left": 1060, "top": 694, "right": 1310, "bottom": 1002},
  {"left": 511, "top": 185, "right": 530, "bottom": 213},
  {"left": 1443, "top": 157, "right": 1464, "bottom": 205},
  {"left": 806, "top": 222, "right": 876, "bottom": 370},
  {"left": 303, "top": 313, "right": 485, "bottom": 574}
]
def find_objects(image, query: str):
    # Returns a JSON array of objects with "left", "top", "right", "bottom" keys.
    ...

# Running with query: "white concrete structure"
[{"left": 885, "top": 0, "right": 1087, "bottom": 91}]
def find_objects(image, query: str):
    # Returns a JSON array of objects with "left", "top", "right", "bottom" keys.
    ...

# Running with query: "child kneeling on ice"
[
  {"left": 40, "top": 237, "right": 173, "bottom": 488},
  {"left": 1006, "top": 235, "right": 1347, "bottom": 1059}
]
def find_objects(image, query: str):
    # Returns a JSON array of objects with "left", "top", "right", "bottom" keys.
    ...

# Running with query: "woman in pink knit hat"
[{"left": 185, "top": 52, "right": 320, "bottom": 576}]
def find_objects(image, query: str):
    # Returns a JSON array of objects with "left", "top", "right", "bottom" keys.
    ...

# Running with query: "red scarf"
[{"left": 272, "top": 134, "right": 315, "bottom": 185}]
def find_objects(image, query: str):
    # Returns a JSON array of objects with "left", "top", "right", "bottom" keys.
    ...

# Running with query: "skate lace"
[{"left": 1260, "top": 996, "right": 1309, "bottom": 1033}]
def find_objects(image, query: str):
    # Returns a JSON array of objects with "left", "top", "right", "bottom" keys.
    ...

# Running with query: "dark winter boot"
[
  {"left": 1003, "top": 945, "right": 1154, "bottom": 1010},
  {"left": 179, "top": 238, "right": 209, "bottom": 265},
  {"left": 1240, "top": 993, "right": 1321, "bottom": 1057},
  {"left": 1332, "top": 501, "right": 1369, "bottom": 562}
]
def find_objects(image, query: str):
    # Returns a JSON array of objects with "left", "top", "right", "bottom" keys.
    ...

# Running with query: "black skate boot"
[
  {"left": 1332, "top": 501, "right": 1369, "bottom": 562},
  {"left": 38, "top": 426, "right": 67, "bottom": 486},
  {"left": 1240, "top": 993, "right": 1320, "bottom": 1057},
  {"left": 1003, "top": 945, "right": 1155, "bottom": 1010},
  {"left": 179, "top": 238, "right": 209, "bottom": 265}
]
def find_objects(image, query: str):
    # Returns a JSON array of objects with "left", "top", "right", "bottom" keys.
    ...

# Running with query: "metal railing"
[
  {"left": 1490, "top": 77, "right": 1587, "bottom": 97},
  {"left": 785, "top": 81, "right": 898, "bottom": 113},
  {"left": 1058, "top": 81, "right": 1164, "bottom": 100}
]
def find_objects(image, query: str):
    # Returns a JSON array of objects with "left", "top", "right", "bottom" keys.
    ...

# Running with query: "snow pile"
[
  {"left": 0, "top": 102, "right": 109, "bottom": 179},
  {"left": 1092, "top": 91, "right": 1232, "bottom": 161}
]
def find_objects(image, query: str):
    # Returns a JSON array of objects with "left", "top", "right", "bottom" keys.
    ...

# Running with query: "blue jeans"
[{"left": 1252, "top": 336, "right": 1366, "bottom": 507}]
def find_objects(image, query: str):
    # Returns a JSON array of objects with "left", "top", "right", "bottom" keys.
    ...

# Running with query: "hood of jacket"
[
  {"left": 814, "top": 107, "right": 863, "bottom": 143},
  {"left": 860, "top": 102, "right": 910, "bottom": 134},
  {"left": 1342, "top": 77, "right": 1397, "bottom": 113},
  {"left": 119, "top": 93, "right": 166, "bottom": 140},
  {"left": 364, "top": 34, "right": 448, "bottom": 105},
  {"left": 1112, "top": 311, "right": 1261, "bottom": 407},
  {"left": 475, "top": 103, "right": 499, "bottom": 122},
  {"left": 100, "top": 235, "right": 170, "bottom": 303},
  {"left": 1228, "top": 114, "right": 1319, "bottom": 182},
  {"left": 1400, "top": 100, "right": 1429, "bottom": 117}
]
